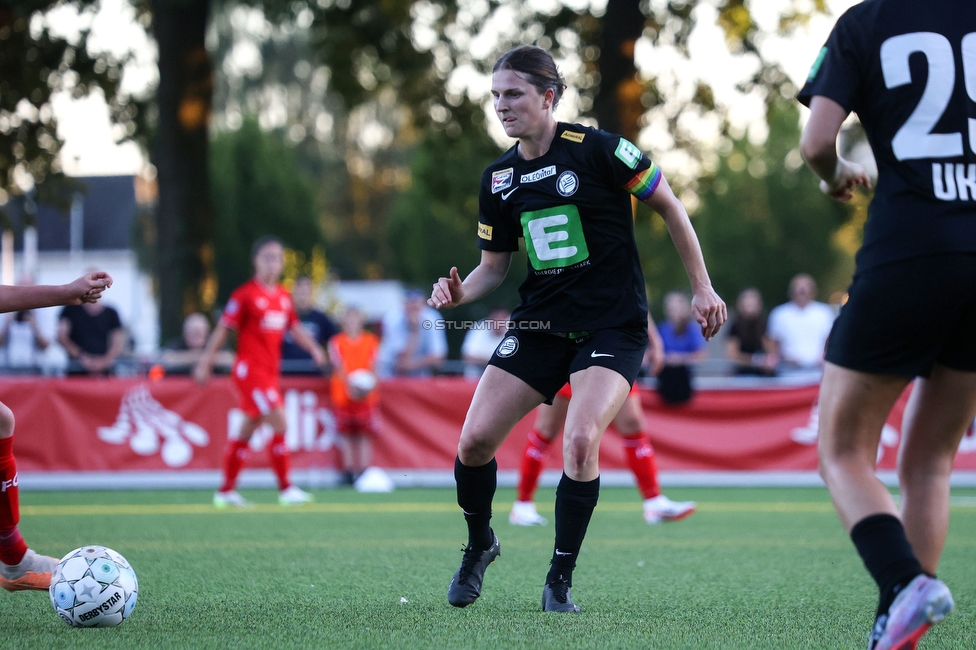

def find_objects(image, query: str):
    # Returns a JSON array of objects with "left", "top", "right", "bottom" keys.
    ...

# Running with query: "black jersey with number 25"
[
  {"left": 477, "top": 123, "right": 661, "bottom": 332},
  {"left": 798, "top": 0, "right": 976, "bottom": 272}
]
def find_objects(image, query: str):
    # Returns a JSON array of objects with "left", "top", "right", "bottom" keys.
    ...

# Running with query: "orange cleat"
[{"left": 0, "top": 549, "right": 58, "bottom": 592}]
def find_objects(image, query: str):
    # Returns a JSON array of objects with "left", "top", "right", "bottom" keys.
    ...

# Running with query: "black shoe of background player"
[
  {"left": 338, "top": 470, "right": 355, "bottom": 487},
  {"left": 447, "top": 532, "right": 500, "bottom": 607},
  {"left": 542, "top": 575, "right": 580, "bottom": 613}
]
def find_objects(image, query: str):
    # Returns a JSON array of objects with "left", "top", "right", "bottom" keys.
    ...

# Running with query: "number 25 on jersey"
[{"left": 882, "top": 32, "right": 976, "bottom": 200}]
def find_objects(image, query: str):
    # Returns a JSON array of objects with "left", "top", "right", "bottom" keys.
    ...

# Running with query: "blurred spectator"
[
  {"left": 0, "top": 310, "right": 49, "bottom": 372},
  {"left": 281, "top": 275, "right": 338, "bottom": 374},
  {"left": 57, "top": 300, "right": 125, "bottom": 376},
  {"left": 657, "top": 291, "right": 707, "bottom": 404},
  {"left": 0, "top": 277, "right": 50, "bottom": 372},
  {"left": 159, "top": 313, "right": 233, "bottom": 374},
  {"left": 460, "top": 308, "right": 510, "bottom": 380},
  {"left": 329, "top": 307, "right": 380, "bottom": 485},
  {"left": 377, "top": 289, "right": 447, "bottom": 377},
  {"left": 725, "top": 287, "right": 776, "bottom": 376},
  {"left": 767, "top": 273, "right": 836, "bottom": 371}
]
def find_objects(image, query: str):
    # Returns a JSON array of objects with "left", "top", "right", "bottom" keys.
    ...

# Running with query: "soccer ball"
[
  {"left": 348, "top": 369, "right": 377, "bottom": 393},
  {"left": 49, "top": 546, "right": 138, "bottom": 628}
]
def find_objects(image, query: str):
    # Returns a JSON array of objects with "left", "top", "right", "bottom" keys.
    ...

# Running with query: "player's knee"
[
  {"left": 457, "top": 431, "right": 495, "bottom": 466},
  {"left": 614, "top": 412, "right": 641, "bottom": 434},
  {"left": 563, "top": 429, "right": 598, "bottom": 473},
  {"left": 0, "top": 402, "right": 14, "bottom": 438},
  {"left": 898, "top": 452, "right": 953, "bottom": 485},
  {"left": 535, "top": 422, "right": 559, "bottom": 441}
]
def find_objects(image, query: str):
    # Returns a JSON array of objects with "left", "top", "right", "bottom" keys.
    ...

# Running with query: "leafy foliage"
[
  {"left": 209, "top": 117, "right": 323, "bottom": 304},
  {"left": 689, "top": 100, "right": 852, "bottom": 310},
  {"left": 0, "top": 1, "right": 147, "bottom": 223}
]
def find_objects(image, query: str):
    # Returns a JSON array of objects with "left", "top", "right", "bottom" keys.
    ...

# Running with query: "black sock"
[
  {"left": 546, "top": 473, "right": 600, "bottom": 586},
  {"left": 455, "top": 456, "right": 497, "bottom": 551},
  {"left": 850, "top": 513, "right": 925, "bottom": 617}
]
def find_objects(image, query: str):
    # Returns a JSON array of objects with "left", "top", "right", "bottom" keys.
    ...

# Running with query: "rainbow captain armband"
[{"left": 625, "top": 163, "right": 662, "bottom": 200}]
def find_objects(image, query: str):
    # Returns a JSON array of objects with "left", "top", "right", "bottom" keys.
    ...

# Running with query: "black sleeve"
[
  {"left": 477, "top": 168, "right": 520, "bottom": 252},
  {"left": 589, "top": 128, "right": 655, "bottom": 194},
  {"left": 797, "top": 7, "right": 868, "bottom": 113},
  {"left": 107, "top": 307, "right": 122, "bottom": 330}
]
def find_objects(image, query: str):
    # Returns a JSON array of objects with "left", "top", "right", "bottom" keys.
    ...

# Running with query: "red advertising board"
[{"left": 4, "top": 377, "right": 976, "bottom": 474}]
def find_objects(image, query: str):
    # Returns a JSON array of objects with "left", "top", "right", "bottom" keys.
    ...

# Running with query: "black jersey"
[
  {"left": 477, "top": 123, "right": 659, "bottom": 332},
  {"left": 798, "top": 0, "right": 976, "bottom": 271}
]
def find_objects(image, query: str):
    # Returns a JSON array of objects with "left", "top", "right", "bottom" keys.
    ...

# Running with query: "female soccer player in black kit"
[
  {"left": 428, "top": 45, "right": 726, "bottom": 612},
  {"left": 799, "top": 1, "right": 976, "bottom": 648}
]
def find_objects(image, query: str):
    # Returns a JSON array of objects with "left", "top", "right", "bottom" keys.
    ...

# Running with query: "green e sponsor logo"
[
  {"left": 807, "top": 46, "right": 827, "bottom": 81},
  {"left": 614, "top": 138, "right": 642, "bottom": 169},
  {"left": 520, "top": 205, "right": 590, "bottom": 270}
]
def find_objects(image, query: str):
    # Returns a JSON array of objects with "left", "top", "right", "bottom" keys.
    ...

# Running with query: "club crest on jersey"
[
  {"left": 491, "top": 168, "right": 514, "bottom": 194},
  {"left": 496, "top": 336, "right": 519, "bottom": 358},
  {"left": 556, "top": 171, "right": 579, "bottom": 197},
  {"left": 521, "top": 165, "right": 556, "bottom": 184}
]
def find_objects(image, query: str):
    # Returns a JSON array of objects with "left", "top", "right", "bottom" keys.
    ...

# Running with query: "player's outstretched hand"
[
  {"left": 68, "top": 272, "right": 113, "bottom": 305},
  {"left": 820, "top": 158, "right": 871, "bottom": 201},
  {"left": 692, "top": 288, "right": 727, "bottom": 341},
  {"left": 428, "top": 267, "right": 463, "bottom": 309}
]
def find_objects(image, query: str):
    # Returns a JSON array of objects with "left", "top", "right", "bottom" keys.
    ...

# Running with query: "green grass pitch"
[{"left": 3, "top": 487, "right": 975, "bottom": 649}]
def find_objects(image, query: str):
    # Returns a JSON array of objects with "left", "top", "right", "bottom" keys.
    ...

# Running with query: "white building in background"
[{"left": 5, "top": 175, "right": 159, "bottom": 360}]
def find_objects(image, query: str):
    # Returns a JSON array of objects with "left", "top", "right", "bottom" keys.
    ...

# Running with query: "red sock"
[
  {"left": 220, "top": 439, "right": 250, "bottom": 493},
  {"left": 517, "top": 430, "right": 552, "bottom": 503},
  {"left": 0, "top": 437, "right": 27, "bottom": 565},
  {"left": 621, "top": 433, "right": 660, "bottom": 499},
  {"left": 269, "top": 433, "right": 292, "bottom": 491}
]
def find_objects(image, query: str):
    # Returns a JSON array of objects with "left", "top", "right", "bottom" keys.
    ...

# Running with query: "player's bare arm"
[
  {"left": 800, "top": 96, "right": 871, "bottom": 201},
  {"left": 643, "top": 177, "right": 727, "bottom": 339},
  {"left": 193, "top": 323, "right": 231, "bottom": 385},
  {"left": 646, "top": 315, "right": 666, "bottom": 376},
  {"left": 428, "top": 250, "right": 513, "bottom": 309},
  {"left": 288, "top": 322, "right": 327, "bottom": 367},
  {"left": 0, "top": 272, "right": 112, "bottom": 314}
]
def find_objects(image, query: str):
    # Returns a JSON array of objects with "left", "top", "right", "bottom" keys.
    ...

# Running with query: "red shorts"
[
  {"left": 334, "top": 401, "right": 378, "bottom": 436},
  {"left": 555, "top": 382, "right": 639, "bottom": 400},
  {"left": 232, "top": 362, "right": 283, "bottom": 419}
]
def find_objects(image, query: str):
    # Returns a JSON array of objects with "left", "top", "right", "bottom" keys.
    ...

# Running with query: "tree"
[
  {"left": 0, "top": 1, "right": 143, "bottom": 221},
  {"left": 209, "top": 117, "right": 322, "bottom": 304},
  {"left": 686, "top": 99, "right": 854, "bottom": 309},
  {"left": 151, "top": 0, "right": 215, "bottom": 340}
]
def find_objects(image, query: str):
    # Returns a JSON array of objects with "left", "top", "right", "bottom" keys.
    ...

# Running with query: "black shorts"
[
  {"left": 486, "top": 326, "right": 649, "bottom": 403},
  {"left": 825, "top": 253, "right": 976, "bottom": 377}
]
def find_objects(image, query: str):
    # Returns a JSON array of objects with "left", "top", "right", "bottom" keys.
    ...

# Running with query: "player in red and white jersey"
[
  {"left": 0, "top": 271, "right": 113, "bottom": 593},
  {"left": 510, "top": 315, "right": 695, "bottom": 526},
  {"left": 195, "top": 236, "right": 326, "bottom": 508}
]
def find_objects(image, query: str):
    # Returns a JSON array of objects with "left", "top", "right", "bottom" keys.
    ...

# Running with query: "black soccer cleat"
[
  {"left": 447, "top": 532, "right": 500, "bottom": 608},
  {"left": 542, "top": 577, "right": 581, "bottom": 613}
]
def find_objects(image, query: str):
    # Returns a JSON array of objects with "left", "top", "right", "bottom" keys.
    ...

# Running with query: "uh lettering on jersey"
[{"left": 879, "top": 31, "right": 976, "bottom": 201}]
